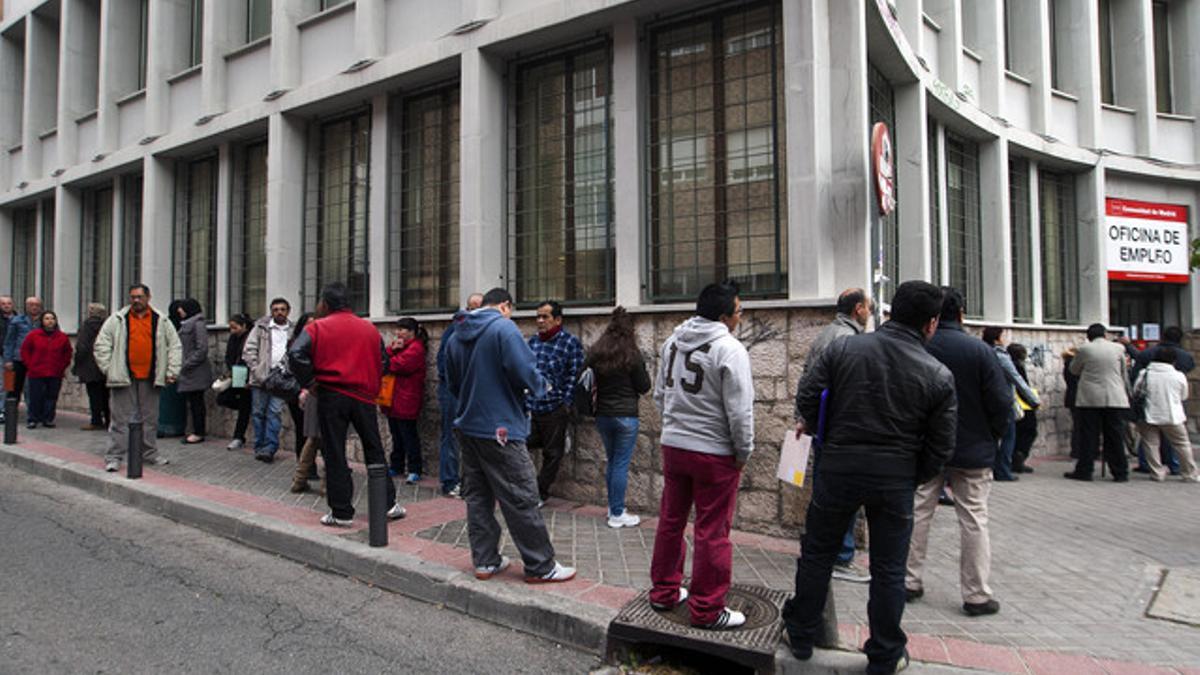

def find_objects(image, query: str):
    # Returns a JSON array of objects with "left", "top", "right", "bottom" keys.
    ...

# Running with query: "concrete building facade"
[{"left": 1, "top": 0, "right": 1199, "bottom": 535}]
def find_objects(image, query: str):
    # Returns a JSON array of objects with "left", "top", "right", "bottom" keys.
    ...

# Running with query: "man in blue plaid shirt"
[{"left": 527, "top": 300, "right": 585, "bottom": 504}]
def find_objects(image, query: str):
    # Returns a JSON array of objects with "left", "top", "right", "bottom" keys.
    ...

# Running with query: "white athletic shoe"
[{"left": 606, "top": 511, "right": 641, "bottom": 529}]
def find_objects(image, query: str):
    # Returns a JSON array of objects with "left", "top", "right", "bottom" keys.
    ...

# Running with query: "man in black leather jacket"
[
  {"left": 905, "top": 287, "right": 1011, "bottom": 619},
  {"left": 783, "top": 281, "right": 956, "bottom": 675}
]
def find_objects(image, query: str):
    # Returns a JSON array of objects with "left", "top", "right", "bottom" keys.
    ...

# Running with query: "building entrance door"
[{"left": 1109, "top": 281, "right": 1183, "bottom": 340}]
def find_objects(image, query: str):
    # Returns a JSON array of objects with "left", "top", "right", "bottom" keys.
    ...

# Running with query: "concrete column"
[
  {"left": 1027, "top": 160, "right": 1044, "bottom": 325},
  {"left": 143, "top": 0, "right": 191, "bottom": 140},
  {"left": 459, "top": 48, "right": 506, "bottom": 300},
  {"left": 896, "top": 0, "right": 924, "bottom": 54},
  {"left": 895, "top": 82, "right": 930, "bottom": 283},
  {"left": 140, "top": 154, "right": 175, "bottom": 301},
  {"left": 269, "top": 0, "right": 306, "bottom": 96},
  {"left": 974, "top": 0, "right": 1004, "bottom": 116},
  {"left": 1056, "top": 0, "right": 1102, "bottom": 147},
  {"left": 355, "top": 0, "right": 386, "bottom": 64},
  {"left": 1005, "top": 0, "right": 1053, "bottom": 134},
  {"left": 611, "top": 18, "right": 642, "bottom": 308},
  {"left": 367, "top": 94, "right": 389, "bottom": 317},
  {"left": 979, "top": 138, "right": 1010, "bottom": 322},
  {"left": 201, "top": 0, "right": 237, "bottom": 119},
  {"left": 96, "top": 0, "right": 139, "bottom": 155},
  {"left": 111, "top": 175, "right": 126, "bottom": 306},
  {"left": 214, "top": 143, "right": 232, "bottom": 323},
  {"left": 264, "top": 112, "right": 305, "bottom": 305},
  {"left": 935, "top": 125, "right": 950, "bottom": 285},
  {"left": 924, "top": 0, "right": 962, "bottom": 92},
  {"left": 0, "top": 34, "right": 23, "bottom": 189},
  {"left": 1110, "top": 0, "right": 1155, "bottom": 154},
  {"left": 828, "top": 0, "right": 872, "bottom": 295},
  {"left": 23, "top": 11, "right": 60, "bottom": 179},
  {"left": 1076, "top": 165, "right": 1107, "bottom": 323},
  {"left": 53, "top": 186, "right": 82, "bottom": 333},
  {"left": 0, "top": 209, "right": 12, "bottom": 294},
  {"left": 783, "top": 0, "right": 833, "bottom": 300},
  {"left": 33, "top": 200, "right": 45, "bottom": 300},
  {"left": 57, "top": 0, "right": 100, "bottom": 172},
  {"left": 1172, "top": 0, "right": 1200, "bottom": 158}
]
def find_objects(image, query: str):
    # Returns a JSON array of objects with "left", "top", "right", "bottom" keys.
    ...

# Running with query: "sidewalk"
[{"left": 3, "top": 411, "right": 1199, "bottom": 674}]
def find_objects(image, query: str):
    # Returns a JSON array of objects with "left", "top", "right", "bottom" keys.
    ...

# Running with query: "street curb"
[{"left": 0, "top": 444, "right": 615, "bottom": 656}]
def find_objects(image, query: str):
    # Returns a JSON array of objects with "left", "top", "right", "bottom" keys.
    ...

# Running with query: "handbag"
[
  {"left": 572, "top": 367, "right": 597, "bottom": 418},
  {"left": 262, "top": 358, "right": 301, "bottom": 401},
  {"left": 375, "top": 374, "right": 397, "bottom": 407}
]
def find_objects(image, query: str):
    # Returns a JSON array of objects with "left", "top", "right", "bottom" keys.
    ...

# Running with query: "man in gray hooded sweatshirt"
[{"left": 649, "top": 280, "right": 754, "bottom": 630}]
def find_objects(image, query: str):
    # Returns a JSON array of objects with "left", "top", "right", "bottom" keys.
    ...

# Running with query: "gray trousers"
[
  {"left": 105, "top": 380, "right": 160, "bottom": 462},
  {"left": 456, "top": 431, "right": 555, "bottom": 577}
]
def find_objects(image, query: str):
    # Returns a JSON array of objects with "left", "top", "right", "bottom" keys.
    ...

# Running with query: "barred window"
[
  {"left": 945, "top": 133, "right": 982, "bottom": 317},
  {"left": 928, "top": 119, "right": 941, "bottom": 284},
  {"left": 389, "top": 86, "right": 460, "bottom": 313},
  {"left": 10, "top": 208, "right": 37, "bottom": 303},
  {"left": 81, "top": 188, "right": 114, "bottom": 322},
  {"left": 40, "top": 200, "right": 54, "bottom": 309},
  {"left": 120, "top": 173, "right": 143, "bottom": 295},
  {"left": 1039, "top": 170, "right": 1079, "bottom": 323},
  {"left": 648, "top": 1, "right": 787, "bottom": 301},
  {"left": 304, "top": 109, "right": 370, "bottom": 314},
  {"left": 869, "top": 62, "right": 898, "bottom": 302},
  {"left": 510, "top": 43, "right": 613, "bottom": 305},
  {"left": 1009, "top": 158, "right": 1033, "bottom": 322},
  {"left": 174, "top": 155, "right": 218, "bottom": 318},
  {"left": 230, "top": 141, "right": 268, "bottom": 315}
]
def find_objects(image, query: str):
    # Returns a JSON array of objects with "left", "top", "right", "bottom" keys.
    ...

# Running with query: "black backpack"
[{"left": 573, "top": 367, "right": 597, "bottom": 417}]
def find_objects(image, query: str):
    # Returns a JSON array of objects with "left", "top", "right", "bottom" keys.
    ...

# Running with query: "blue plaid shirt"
[{"left": 527, "top": 328, "right": 584, "bottom": 414}]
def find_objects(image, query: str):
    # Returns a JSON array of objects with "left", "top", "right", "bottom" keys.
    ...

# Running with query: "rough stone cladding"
[{"left": 52, "top": 315, "right": 1198, "bottom": 537}]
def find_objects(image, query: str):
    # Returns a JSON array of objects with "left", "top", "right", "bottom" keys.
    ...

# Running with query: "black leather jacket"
[{"left": 796, "top": 321, "right": 957, "bottom": 484}]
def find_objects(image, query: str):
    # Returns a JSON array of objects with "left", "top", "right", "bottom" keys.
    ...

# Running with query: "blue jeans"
[
  {"left": 838, "top": 512, "right": 859, "bottom": 564},
  {"left": 251, "top": 388, "right": 285, "bottom": 455},
  {"left": 1138, "top": 440, "right": 1180, "bottom": 473},
  {"left": 438, "top": 398, "right": 460, "bottom": 492},
  {"left": 596, "top": 416, "right": 639, "bottom": 517},
  {"left": 26, "top": 377, "right": 61, "bottom": 425},
  {"left": 387, "top": 417, "right": 422, "bottom": 476},
  {"left": 994, "top": 419, "right": 1016, "bottom": 481},
  {"left": 782, "top": 471, "right": 915, "bottom": 673}
]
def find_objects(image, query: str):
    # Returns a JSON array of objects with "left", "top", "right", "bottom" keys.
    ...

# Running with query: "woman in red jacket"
[
  {"left": 20, "top": 311, "right": 73, "bottom": 429},
  {"left": 383, "top": 317, "right": 428, "bottom": 484}
]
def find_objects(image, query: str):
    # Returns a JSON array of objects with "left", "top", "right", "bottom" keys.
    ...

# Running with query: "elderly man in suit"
[{"left": 1065, "top": 323, "right": 1130, "bottom": 482}]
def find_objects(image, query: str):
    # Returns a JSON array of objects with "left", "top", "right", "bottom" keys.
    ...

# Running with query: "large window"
[
  {"left": 40, "top": 200, "right": 55, "bottom": 309},
  {"left": 945, "top": 133, "right": 982, "bottom": 317},
  {"left": 869, "top": 62, "right": 898, "bottom": 302},
  {"left": 174, "top": 156, "right": 218, "bottom": 318},
  {"left": 230, "top": 141, "right": 268, "bottom": 315},
  {"left": 136, "top": 0, "right": 149, "bottom": 90},
  {"left": 304, "top": 109, "right": 371, "bottom": 314},
  {"left": 247, "top": 0, "right": 271, "bottom": 43},
  {"left": 1152, "top": 1, "right": 1172, "bottom": 114},
  {"left": 189, "top": 0, "right": 204, "bottom": 67},
  {"left": 390, "top": 85, "right": 460, "bottom": 313},
  {"left": 928, "top": 119, "right": 941, "bottom": 284},
  {"left": 510, "top": 43, "right": 613, "bottom": 305},
  {"left": 648, "top": 2, "right": 787, "bottom": 301},
  {"left": 1009, "top": 158, "right": 1033, "bottom": 322},
  {"left": 81, "top": 188, "right": 114, "bottom": 322},
  {"left": 1099, "top": 0, "right": 1114, "bottom": 105},
  {"left": 10, "top": 208, "right": 37, "bottom": 304},
  {"left": 121, "top": 173, "right": 143, "bottom": 294},
  {"left": 1039, "top": 170, "right": 1079, "bottom": 323}
]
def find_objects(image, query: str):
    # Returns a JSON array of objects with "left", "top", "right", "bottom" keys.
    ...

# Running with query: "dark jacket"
[
  {"left": 72, "top": 315, "right": 107, "bottom": 383},
  {"left": 796, "top": 321, "right": 957, "bottom": 483},
  {"left": 1063, "top": 355, "right": 1079, "bottom": 409},
  {"left": 443, "top": 307, "right": 547, "bottom": 442},
  {"left": 589, "top": 353, "right": 651, "bottom": 418},
  {"left": 384, "top": 339, "right": 427, "bottom": 420},
  {"left": 3, "top": 313, "right": 37, "bottom": 363},
  {"left": 289, "top": 309, "right": 386, "bottom": 405},
  {"left": 926, "top": 321, "right": 1013, "bottom": 469},
  {"left": 176, "top": 313, "right": 214, "bottom": 393},
  {"left": 1132, "top": 340, "right": 1195, "bottom": 381},
  {"left": 225, "top": 331, "right": 248, "bottom": 370},
  {"left": 436, "top": 310, "right": 467, "bottom": 402}
]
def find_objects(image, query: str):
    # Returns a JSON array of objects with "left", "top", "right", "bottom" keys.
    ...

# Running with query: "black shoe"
[
  {"left": 26, "top": 422, "right": 36, "bottom": 429},
  {"left": 1133, "top": 466, "right": 1151, "bottom": 474},
  {"left": 937, "top": 493, "right": 955, "bottom": 506},
  {"left": 963, "top": 599, "right": 1000, "bottom": 616},
  {"left": 905, "top": 587, "right": 923, "bottom": 603},
  {"left": 995, "top": 475, "right": 1019, "bottom": 482},
  {"left": 42, "top": 421, "right": 55, "bottom": 428},
  {"left": 1018, "top": 465, "right": 1034, "bottom": 473},
  {"left": 1063, "top": 472, "right": 1093, "bottom": 482},
  {"left": 1112, "top": 475, "right": 1129, "bottom": 483}
]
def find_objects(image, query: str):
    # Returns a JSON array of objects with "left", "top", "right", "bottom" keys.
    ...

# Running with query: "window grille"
[
  {"left": 648, "top": 1, "right": 787, "bottom": 301},
  {"left": 1039, "top": 170, "right": 1079, "bottom": 324},
  {"left": 81, "top": 188, "right": 114, "bottom": 323},
  {"left": 230, "top": 141, "right": 268, "bottom": 316},
  {"left": 928, "top": 119, "right": 941, "bottom": 284},
  {"left": 944, "top": 133, "right": 982, "bottom": 317},
  {"left": 10, "top": 208, "right": 37, "bottom": 304},
  {"left": 174, "top": 155, "right": 218, "bottom": 318},
  {"left": 389, "top": 85, "right": 460, "bottom": 313},
  {"left": 247, "top": 0, "right": 271, "bottom": 43},
  {"left": 509, "top": 42, "right": 613, "bottom": 306},
  {"left": 40, "top": 200, "right": 55, "bottom": 310},
  {"left": 304, "top": 108, "right": 371, "bottom": 314},
  {"left": 869, "top": 62, "right": 898, "bottom": 302},
  {"left": 1009, "top": 158, "right": 1033, "bottom": 322},
  {"left": 120, "top": 173, "right": 143, "bottom": 295}
]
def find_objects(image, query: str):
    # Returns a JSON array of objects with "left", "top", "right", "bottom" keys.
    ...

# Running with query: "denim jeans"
[
  {"left": 26, "top": 377, "right": 62, "bottom": 425},
  {"left": 595, "top": 416, "right": 639, "bottom": 516},
  {"left": 994, "top": 419, "right": 1016, "bottom": 481},
  {"left": 838, "top": 512, "right": 858, "bottom": 564},
  {"left": 782, "top": 470, "right": 915, "bottom": 674},
  {"left": 251, "top": 388, "right": 285, "bottom": 455},
  {"left": 387, "top": 417, "right": 422, "bottom": 476},
  {"left": 438, "top": 398, "right": 460, "bottom": 492}
]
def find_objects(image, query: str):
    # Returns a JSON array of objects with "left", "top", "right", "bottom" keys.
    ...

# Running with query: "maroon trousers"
[{"left": 649, "top": 444, "right": 742, "bottom": 625}]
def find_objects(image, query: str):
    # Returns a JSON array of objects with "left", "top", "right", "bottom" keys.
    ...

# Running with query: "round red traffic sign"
[{"left": 871, "top": 122, "right": 896, "bottom": 216}]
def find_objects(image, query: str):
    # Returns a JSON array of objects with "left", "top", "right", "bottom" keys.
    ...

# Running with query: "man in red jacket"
[{"left": 288, "top": 283, "right": 407, "bottom": 527}]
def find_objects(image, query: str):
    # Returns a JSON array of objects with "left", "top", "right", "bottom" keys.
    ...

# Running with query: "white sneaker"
[
  {"left": 387, "top": 504, "right": 407, "bottom": 520},
  {"left": 695, "top": 607, "right": 746, "bottom": 630},
  {"left": 145, "top": 456, "right": 170, "bottom": 467},
  {"left": 526, "top": 561, "right": 576, "bottom": 584},
  {"left": 832, "top": 561, "right": 871, "bottom": 583},
  {"left": 650, "top": 587, "right": 689, "bottom": 611},
  {"left": 606, "top": 511, "right": 641, "bottom": 528},
  {"left": 104, "top": 459, "right": 119, "bottom": 472},
  {"left": 226, "top": 439, "right": 244, "bottom": 451},
  {"left": 320, "top": 513, "right": 354, "bottom": 527},
  {"left": 474, "top": 555, "right": 511, "bottom": 580}
]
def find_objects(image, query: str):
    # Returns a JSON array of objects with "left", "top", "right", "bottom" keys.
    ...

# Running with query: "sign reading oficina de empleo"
[{"left": 1105, "top": 198, "right": 1190, "bottom": 284}]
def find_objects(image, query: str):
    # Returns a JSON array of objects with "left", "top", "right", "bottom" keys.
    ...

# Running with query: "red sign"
[
  {"left": 871, "top": 122, "right": 895, "bottom": 216},
  {"left": 1105, "top": 197, "right": 1190, "bottom": 284}
]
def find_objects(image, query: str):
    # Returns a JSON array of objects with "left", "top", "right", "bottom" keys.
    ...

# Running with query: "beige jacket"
[
  {"left": 93, "top": 306, "right": 183, "bottom": 388},
  {"left": 1069, "top": 337, "right": 1130, "bottom": 409}
]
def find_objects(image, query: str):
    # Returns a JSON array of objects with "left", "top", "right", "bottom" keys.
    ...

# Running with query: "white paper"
[{"left": 776, "top": 433, "right": 813, "bottom": 488}]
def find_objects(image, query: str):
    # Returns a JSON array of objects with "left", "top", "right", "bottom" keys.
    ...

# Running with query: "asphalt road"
[{"left": 0, "top": 465, "right": 599, "bottom": 674}]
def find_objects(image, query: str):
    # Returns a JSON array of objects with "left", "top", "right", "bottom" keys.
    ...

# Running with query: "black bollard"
[
  {"left": 127, "top": 421, "right": 144, "bottom": 479},
  {"left": 367, "top": 464, "right": 389, "bottom": 547},
  {"left": 3, "top": 398, "right": 17, "bottom": 444}
]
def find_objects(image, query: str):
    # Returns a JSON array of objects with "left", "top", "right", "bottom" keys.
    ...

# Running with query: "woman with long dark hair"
[
  {"left": 587, "top": 307, "right": 651, "bottom": 528},
  {"left": 384, "top": 317, "right": 429, "bottom": 484},
  {"left": 176, "top": 298, "right": 213, "bottom": 444},
  {"left": 1007, "top": 343, "right": 1038, "bottom": 474},
  {"left": 221, "top": 313, "right": 254, "bottom": 450}
]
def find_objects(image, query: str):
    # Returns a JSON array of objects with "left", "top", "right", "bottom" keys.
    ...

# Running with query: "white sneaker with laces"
[
  {"left": 320, "top": 513, "right": 354, "bottom": 527},
  {"left": 606, "top": 511, "right": 641, "bottom": 529},
  {"left": 387, "top": 504, "right": 407, "bottom": 520},
  {"left": 474, "top": 556, "right": 511, "bottom": 580},
  {"left": 526, "top": 561, "right": 576, "bottom": 584},
  {"left": 695, "top": 607, "right": 746, "bottom": 630},
  {"left": 650, "top": 587, "right": 689, "bottom": 611}
]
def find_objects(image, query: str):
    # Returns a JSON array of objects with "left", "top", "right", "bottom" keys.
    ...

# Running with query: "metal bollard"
[
  {"left": 3, "top": 398, "right": 17, "bottom": 444},
  {"left": 366, "top": 464, "right": 389, "bottom": 547},
  {"left": 127, "top": 421, "right": 144, "bottom": 479}
]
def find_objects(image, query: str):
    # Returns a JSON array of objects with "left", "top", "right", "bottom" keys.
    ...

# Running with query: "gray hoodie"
[{"left": 653, "top": 316, "right": 755, "bottom": 463}]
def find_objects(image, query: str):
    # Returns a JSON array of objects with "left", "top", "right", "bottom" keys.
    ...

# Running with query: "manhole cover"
[
  {"left": 1147, "top": 568, "right": 1200, "bottom": 627},
  {"left": 606, "top": 584, "right": 786, "bottom": 673}
]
